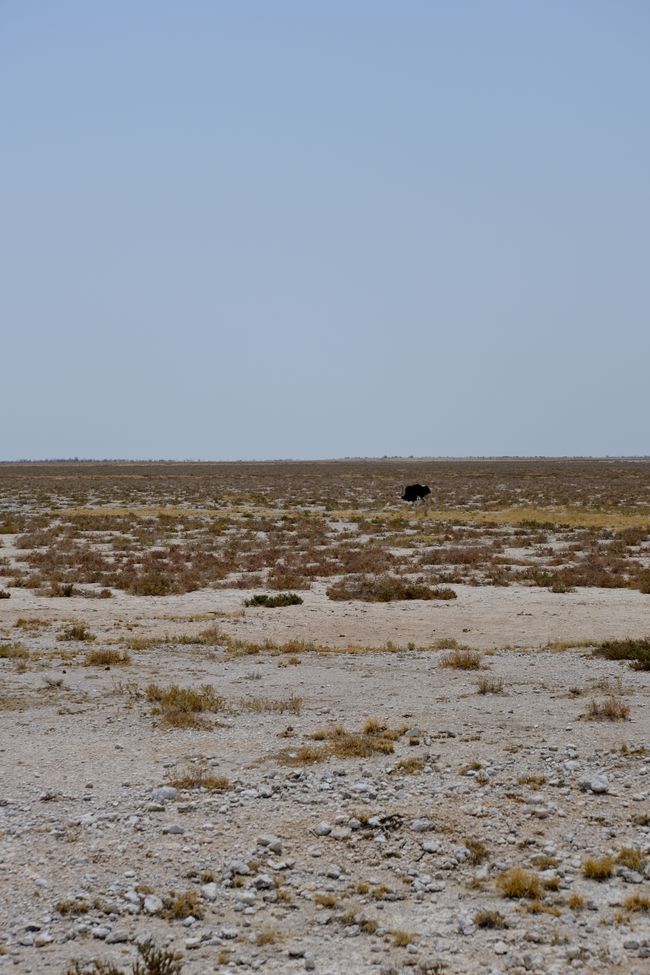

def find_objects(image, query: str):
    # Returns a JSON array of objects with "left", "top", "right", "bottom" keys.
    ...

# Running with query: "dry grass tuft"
[
  {"left": 167, "top": 765, "right": 230, "bottom": 791},
  {"left": 582, "top": 856, "right": 613, "bottom": 881},
  {"left": 239, "top": 694, "right": 302, "bottom": 715},
  {"left": 14, "top": 617, "right": 51, "bottom": 631},
  {"left": 56, "top": 899, "right": 90, "bottom": 916},
  {"left": 464, "top": 838, "right": 488, "bottom": 865},
  {"left": 84, "top": 648, "right": 131, "bottom": 667},
  {"left": 255, "top": 928, "right": 282, "bottom": 946},
  {"left": 393, "top": 757, "right": 425, "bottom": 776},
  {"left": 616, "top": 847, "right": 646, "bottom": 871},
  {"left": 283, "top": 720, "right": 406, "bottom": 765},
  {"left": 58, "top": 622, "right": 95, "bottom": 642},
  {"left": 624, "top": 893, "right": 650, "bottom": 913},
  {"left": 477, "top": 676, "right": 503, "bottom": 694},
  {"left": 165, "top": 890, "right": 203, "bottom": 920},
  {"left": 314, "top": 893, "right": 338, "bottom": 908},
  {"left": 146, "top": 683, "right": 225, "bottom": 728},
  {"left": 440, "top": 648, "right": 482, "bottom": 670},
  {"left": 497, "top": 867, "right": 543, "bottom": 900},
  {"left": 0, "top": 642, "right": 29, "bottom": 659},
  {"left": 65, "top": 940, "right": 183, "bottom": 975},
  {"left": 585, "top": 697, "right": 630, "bottom": 721},
  {"left": 568, "top": 893, "right": 586, "bottom": 910},
  {"left": 475, "top": 909, "right": 508, "bottom": 929}
]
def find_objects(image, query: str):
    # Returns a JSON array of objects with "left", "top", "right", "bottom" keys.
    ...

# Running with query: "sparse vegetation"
[
  {"left": 244, "top": 592, "right": 303, "bottom": 607},
  {"left": 167, "top": 764, "right": 231, "bottom": 791},
  {"left": 314, "top": 893, "right": 338, "bottom": 908},
  {"left": 327, "top": 574, "right": 456, "bottom": 602},
  {"left": 84, "top": 648, "right": 131, "bottom": 667},
  {"left": 585, "top": 697, "right": 630, "bottom": 721},
  {"left": 66, "top": 940, "right": 184, "bottom": 975},
  {"left": 0, "top": 642, "right": 29, "bottom": 659},
  {"left": 464, "top": 838, "right": 488, "bottom": 864},
  {"left": 165, "top": 890, "right": 203, "bottom": 920},
  {"left": 282, "top": 720, "right": 407, "bottom": 764},
  {"left": 146, "top": 683, "right": 225, "bottom": 727},
  {"left": 255, "top": 928, "right": 282, "bottom": 946},
  {"left": 497, "top": 867, "right": 543, "bottom": 899},
  {"left": 239, "top": 694, "right": 303, "bottom": 714},
  {"left": 594, "top": 638, "right": 650, "bottom": 671},
  {"left": 475, "top": 909, "right": 508, "bottom": 928},
  {"left": 56, "top": 899, "right": 90, "bottom": 915},
  {"left": 441, "top": 648, "right": 482, "bottom": 670},
  {"left": 3, "top": 459, "right": 650, "bottom": 974},
  {"left": 58, "top": 623, "right": 96, "bottom": 642},
  {"left": 624, "top": 893, "right": 650, "bottom": 913},
  {"left": 393, "top": 756, "right": 425, "bottom": 775},
  {"left": 616, "top": 847, "right": 646, "bottom": 871},
  {"left": 582, "top": 856, "right": 614, "bottom": 881}
]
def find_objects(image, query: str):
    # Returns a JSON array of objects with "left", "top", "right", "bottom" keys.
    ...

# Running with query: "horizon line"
[{"left": 2, "top": 455, "right": 650, "bottom": 465}]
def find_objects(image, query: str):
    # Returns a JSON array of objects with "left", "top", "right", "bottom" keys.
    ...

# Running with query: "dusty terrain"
[{"left": 1, "top": 461, "right": 649, "bottom": 974}]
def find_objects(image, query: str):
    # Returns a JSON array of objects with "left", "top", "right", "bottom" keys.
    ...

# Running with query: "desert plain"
[{"left": 0, "top": 459, "right": 649, "bottom": 975}]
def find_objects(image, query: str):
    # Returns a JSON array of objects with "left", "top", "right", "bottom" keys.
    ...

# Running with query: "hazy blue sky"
[{"left": 2, "top": 2, "right": 649, "bottom": 460}]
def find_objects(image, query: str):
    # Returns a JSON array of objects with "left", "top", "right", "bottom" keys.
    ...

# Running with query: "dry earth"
[
  {"left": 1, "top": 586, "right": 650, "bottom": 975},
  {"left": 1, "top": 461, "right": 650, "bottom": 974}
]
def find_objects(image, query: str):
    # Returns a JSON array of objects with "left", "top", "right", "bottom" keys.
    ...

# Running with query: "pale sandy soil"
[
  {"left": 1, "top": 586, "right": 649, "bottom": 975},
  {"left": 2, "top": 582, "right": 650, "bottom": 650}
]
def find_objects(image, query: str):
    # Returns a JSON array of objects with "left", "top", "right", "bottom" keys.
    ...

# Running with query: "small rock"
[
  {"left": 254, "top": 874, "right": 274, "bottom": 890},
  {"left": 152, "top": 786, "right": 177, "bottom": 802},
  {"left": 330, "top": 826, "right": 352, "bottom": 840},
  {"left": 144, "top": 895, "right": 164, "bottom": 915},
  {"left": 410, "top": 818, "right": 432, "bottom": 833},
  {"left": 580, "top": 774, "right": 609, "bottom": 794}
]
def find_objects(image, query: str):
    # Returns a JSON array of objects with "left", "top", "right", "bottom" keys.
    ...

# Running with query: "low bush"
[
  {"left": 585, "top": 697, "right": 630, "bottom": 721},
  {"left": 65, "top": 940, "right": 183, "bottom": 975},
  {"left": 593, "top": 638, "right": 650, "bottom": 671},
  {"left": 244, "top": 592, "right": 303, "bottom": 607},
  {"left": 327, "top": 574, "right": 456, "bottom": 602}
]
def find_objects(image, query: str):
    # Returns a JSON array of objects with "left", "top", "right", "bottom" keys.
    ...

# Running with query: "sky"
[{"left": 2, "top": 1, "right": 649, "bottom": 460}]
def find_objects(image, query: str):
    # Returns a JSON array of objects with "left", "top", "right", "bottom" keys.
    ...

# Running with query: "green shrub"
[
  {"left": 593, "top": 639, "right": 650, "bottom": 671},
  {"left": 244, "top": 592, "right": 303, "bottom": 607}
]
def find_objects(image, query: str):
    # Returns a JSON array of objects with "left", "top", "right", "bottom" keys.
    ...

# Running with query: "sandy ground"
[
  {"left": 2, "top": 582, "right": 650, "bottom": 649},
  {"left": 1, "top": 586, "right": 649, "bottom": 975}
]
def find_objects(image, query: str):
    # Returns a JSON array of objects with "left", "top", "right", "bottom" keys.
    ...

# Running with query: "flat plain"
[{"left": 1, "top": 459, "right": 649, "bottom": 975}]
